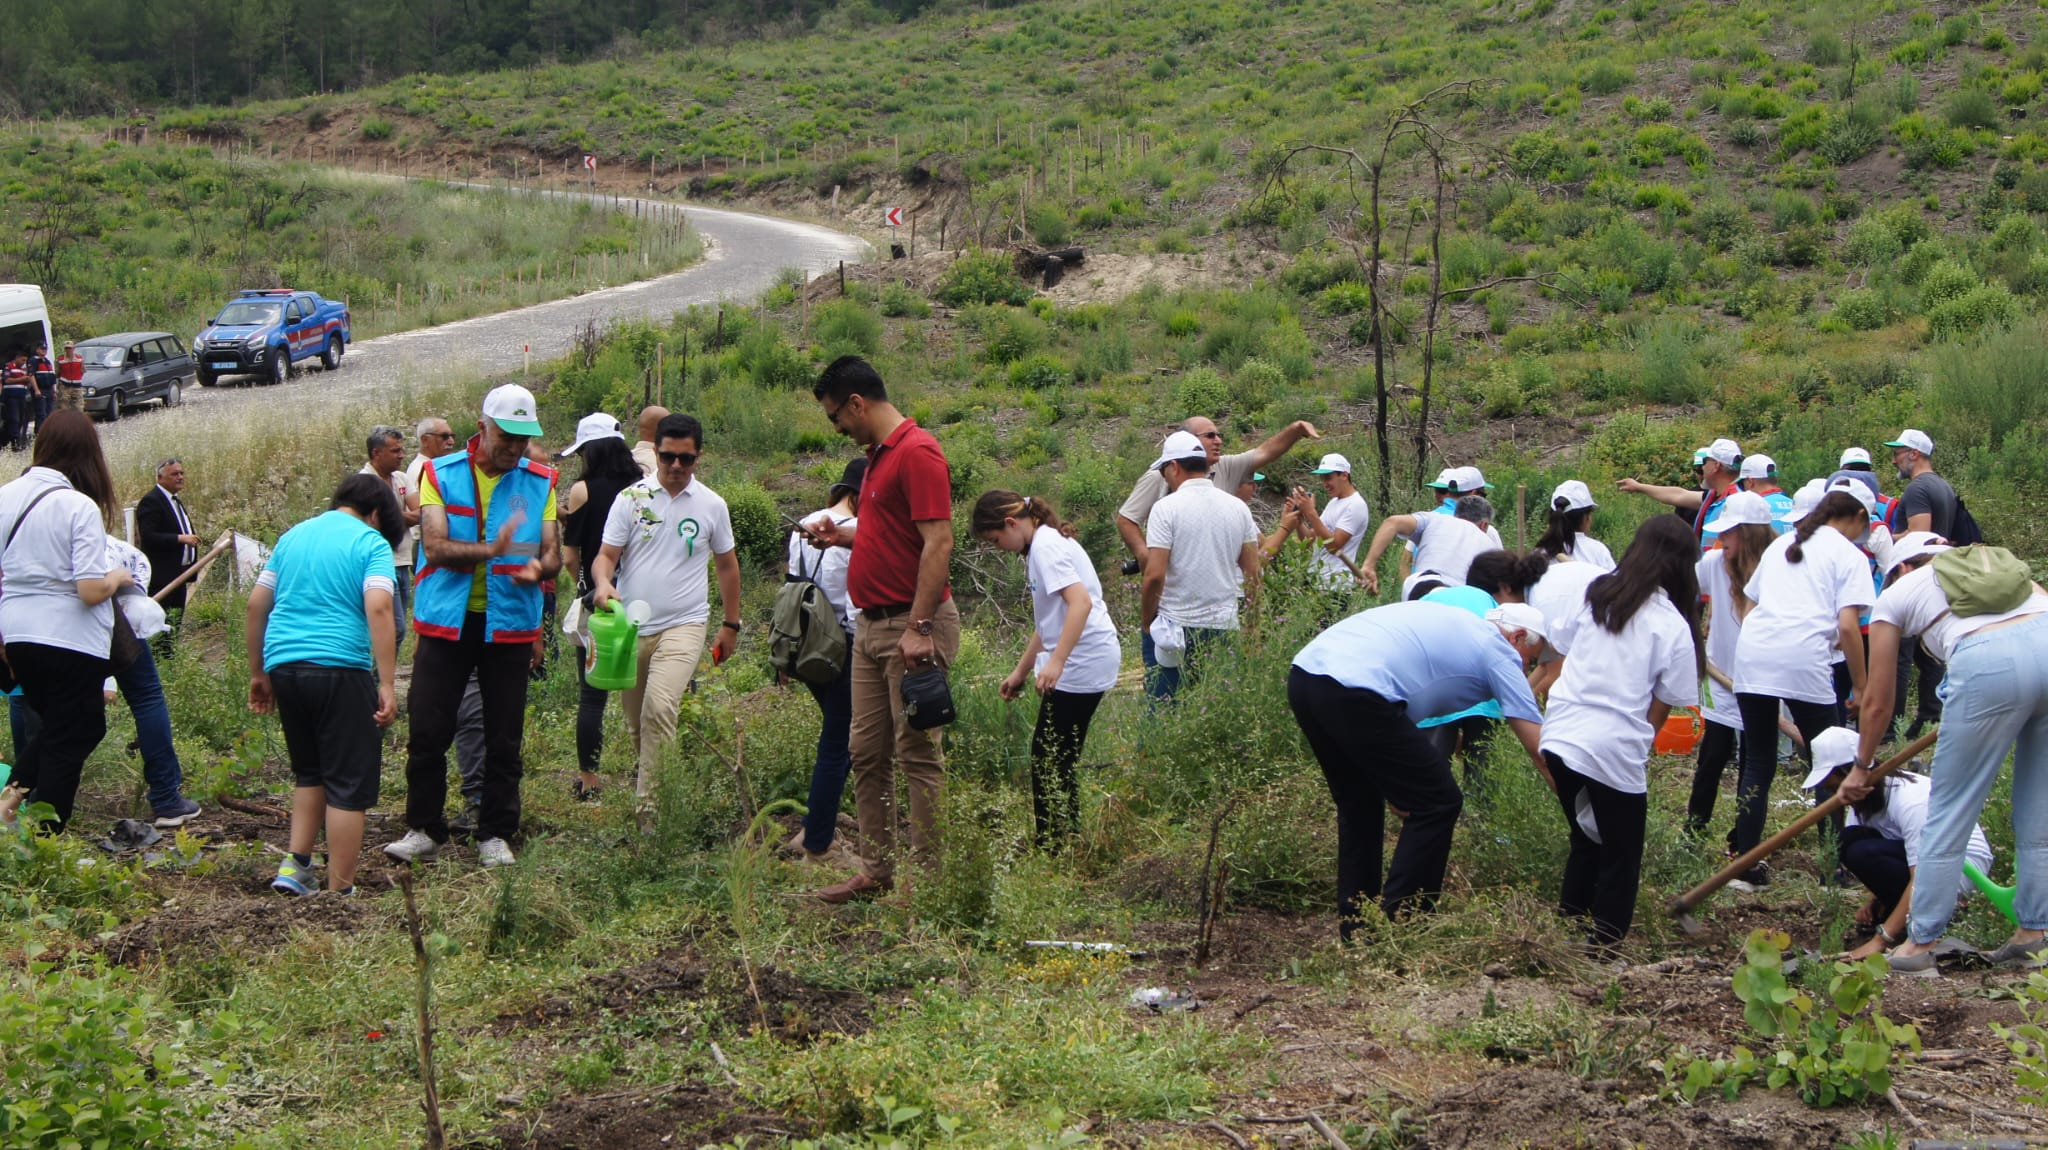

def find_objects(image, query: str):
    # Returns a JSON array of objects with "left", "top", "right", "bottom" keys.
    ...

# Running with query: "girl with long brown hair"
[
  {"left": 1685, "top": 491, "right": 1780, "bottom": 836},
  {"left": 972, "top": 490, "right": 1121, "bottom": 845}
]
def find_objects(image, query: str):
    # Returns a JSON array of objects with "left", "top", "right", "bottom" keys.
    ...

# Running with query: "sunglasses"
[{"left": 658, "top": 450, "right": 699, "bottom": 466}]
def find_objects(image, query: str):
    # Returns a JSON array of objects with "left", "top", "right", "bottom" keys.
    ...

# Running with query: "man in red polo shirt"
[{"left": 806, "top": 355, "right": 959, "bottom": 904}]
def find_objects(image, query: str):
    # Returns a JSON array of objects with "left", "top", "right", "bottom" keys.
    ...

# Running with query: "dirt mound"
[
  {"left": 1425, "top": 1067, "right": 1861, "bottom": 1149},
  {"left": 467, "top": 1085, "right": 805, "bottom": 1150},
  {"left": 100, "top": 893, "right": 382, "bottom": 965},
  {"left": 499, "top": 947, "right": 870, "bottom": 1042}
]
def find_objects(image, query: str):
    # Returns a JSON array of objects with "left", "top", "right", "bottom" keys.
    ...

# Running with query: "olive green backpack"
[{"left": 1929, "top": 545, "right": 2034, "bottom": 617}]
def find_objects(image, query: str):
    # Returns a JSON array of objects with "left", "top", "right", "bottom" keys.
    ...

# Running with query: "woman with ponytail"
[
  {"left": 972, "top": 491, "right": 1121, "bottom": 845},
  {"left": 1534, "top": 480, "right": 1615, "bottom": 571},
  {"left": 1726, "top": 489, "right": 1878, "bottom": 888},
  {"left": 1685, "top": 491, "right": 1778, "bottom": 836},
  {"left": 1540, "top": 515, "right": 1703, "bottom": 945}
]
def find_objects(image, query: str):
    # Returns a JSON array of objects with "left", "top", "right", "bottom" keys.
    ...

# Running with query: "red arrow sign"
[
  {"left": 583, "top": 155, "right": 597, "bottom": 172},
  {"left": 885, "top": 207, "right": 903, "bottom": 227}
]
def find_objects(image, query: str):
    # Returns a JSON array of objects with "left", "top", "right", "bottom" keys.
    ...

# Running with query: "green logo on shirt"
[{"left": 679, "top": 517, "right": 700, "bottom": 556}]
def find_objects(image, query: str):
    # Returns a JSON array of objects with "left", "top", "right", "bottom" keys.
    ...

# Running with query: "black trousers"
[
  {"left": 1, "top": 387, "right": 29, "bottom": 450},
  {"left": 1733, "top": 691, "right": 1840, "bottom": 855},
  {"left": 1428, "top": 715, "right": 1500, "bottom": 799},
  {"left": 1288, "top": 668, "right": 1462, "bottom": 939},
  {"left": 1685, "top": 718, "right": 1744, "bottom": 836},
  {"left": 1898, "top": 638, "right": 1945, "bottom": 736},
  {"left": 1549, "top": 752, "right": 1649, "bottom": 945},
  {"left": 1029, "top": 689, "right": 1104, "bottom": 845},
  {"left": 6, "top": 642, "right": 110, "bottom": 831},
  {"left": 1839, "top": 826, "right": 1911, "bottom": 919},
  {"left": 574, "top": 648, "right": 609, "bottom": 777},
  {"left": 405, "top": 612, "right": 532, "bottom": 842}
]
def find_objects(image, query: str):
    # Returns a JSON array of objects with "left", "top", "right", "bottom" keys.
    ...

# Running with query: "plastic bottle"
[{"left": 583, "top": 600, "right": 642, "bottom": 690}]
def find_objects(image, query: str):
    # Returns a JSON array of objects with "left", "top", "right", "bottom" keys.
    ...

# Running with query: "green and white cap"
[
  {"left": 1311, "top": 453, "right": 1352, "bottom": 476},
  {"left": 483, "top": 384, "right": 544, "bottom": 437}
]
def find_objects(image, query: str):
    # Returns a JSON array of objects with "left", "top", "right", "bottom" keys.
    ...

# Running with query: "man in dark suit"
[{"left": 136, "top": 458, "right": 202, "bottom": 627}]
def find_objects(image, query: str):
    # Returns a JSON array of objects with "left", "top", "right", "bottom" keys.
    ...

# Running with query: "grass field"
[{"left": 0, "top": 131, "right": 701, "bottom": 347}]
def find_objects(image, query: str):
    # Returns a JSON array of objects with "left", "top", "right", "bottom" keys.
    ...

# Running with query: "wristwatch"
[
  {"left": 720, "top": 620, "right": 741, "bottom": 633},
  {"left": 912, "top": 618, "right": 935, "bottom": 636}
]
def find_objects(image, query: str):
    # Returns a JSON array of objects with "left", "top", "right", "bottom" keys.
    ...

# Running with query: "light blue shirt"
[
  {"left": 1417, "top": 586, "right": 1507, "bottom": 727},
  {"left": 1292, "top": 601, "right": 1543, "bottom": 723},
  {"left": 260, "top": 511, "right": 398, "bottom": 672}
]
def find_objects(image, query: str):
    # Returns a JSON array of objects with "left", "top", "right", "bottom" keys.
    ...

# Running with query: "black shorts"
[{"left": 270, "top": 661, "right": 382, "bottom": 811}]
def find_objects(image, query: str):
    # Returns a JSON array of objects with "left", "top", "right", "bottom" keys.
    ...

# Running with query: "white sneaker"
[
  {"left": 383, "top": 829, "right": 441, "bottom": 863},
  {"left": 477, "top": 837, "right": 516, "bottom": 868}
]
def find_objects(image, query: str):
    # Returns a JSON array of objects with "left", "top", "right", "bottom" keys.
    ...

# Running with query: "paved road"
[{"left": 101, "top": 195, "right": 870, "bottom": 464}]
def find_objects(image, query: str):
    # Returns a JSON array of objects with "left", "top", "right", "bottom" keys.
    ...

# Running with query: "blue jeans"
[
  {"left": 8, "top": 640, "right": 184, "bottom": 813},
  {"left": 1911, "top": 614, "right": 2048, "bottom": 941},
  {"left": 800, "top": 645, "right": 854, "bottom": 854},
  {"left": 392, "top": 567, "right": 413, "bottom": 644},
  {"left": 1143, "top": 624, "right": 1230, "bottom": 703}
]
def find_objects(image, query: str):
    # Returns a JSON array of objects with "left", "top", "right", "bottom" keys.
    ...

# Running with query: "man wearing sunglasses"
[
  {"left": 1113, "top": 414, "right": 1323, "bottom": 572},
  {"left": 588, "top": 412, "right": 742, "bottom": 814}
]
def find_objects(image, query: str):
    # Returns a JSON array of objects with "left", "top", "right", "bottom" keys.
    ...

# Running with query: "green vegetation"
[{"left": 0, "top": 130, "right": 700, "bottom": 344}]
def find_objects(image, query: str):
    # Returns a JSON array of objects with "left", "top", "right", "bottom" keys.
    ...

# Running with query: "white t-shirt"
[
  {"left": 1147, "top": 478, "right": 1259, "bottom": 630},
  {"left": 0, "top": 468, "right": 114, "bottom": 658},
  {"left": 1561, "top": 535, "right": 1616, "bottom": 571},
  {"left": 1733, "top": 526, "right": 1876, "bottom": 704},
  {"left": 1119, "top": 451, "right": 1258, "bottom": 528},
  {"left": 1540, "top": 592, "right": 1701, "bottom": 793},
  {"left": 1313, "top": 492, "right": 1371, "bottom": 589},
  {"left": 1400, "top": 512, "right": 1495, "bottom": 599},
  {"left": 403, "top": 454, "right": 434, "bottom": 566},
  {"left": 1025, "top": 525, "right": 1121, "bottom": 694},
  {"left": 361, "top": 463, "right": 416, "bottom": 568},
  {"left": 1528, "top": 559, "right": 1607, "bottom": 666},
  {"left": 787, "top": 510, "right": 858, "bottom": 634},
  {"left": 1695, "top": 551, "right": 1745, "bottom": 729},
  {"left": 1850, "top": 771, "right": 1993, "bottom": 872},
  {"left": 600, "top": 477, "right": 736, "bottom": 632},
  {"left": 1871, "top": 564, "right": 2048, "bottom": 664}
]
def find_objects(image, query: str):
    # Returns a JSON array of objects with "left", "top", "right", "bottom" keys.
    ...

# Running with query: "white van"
[{"left": 0, "top": 285, "right": 53, "bottom": 363}]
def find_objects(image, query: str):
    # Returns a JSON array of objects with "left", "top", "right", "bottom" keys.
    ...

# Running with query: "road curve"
[{"left": 100, "top": 195, "right": 871, "bottom": 463}]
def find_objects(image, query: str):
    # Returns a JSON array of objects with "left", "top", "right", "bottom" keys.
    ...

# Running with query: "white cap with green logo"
[{"left": 483, "top": 384, "right": 544, "bottom": 437}]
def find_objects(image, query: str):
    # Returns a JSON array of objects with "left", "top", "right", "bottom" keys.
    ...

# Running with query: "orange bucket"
[{"left": 1654, "top": 707, "right": 1704, "bottom": 755}]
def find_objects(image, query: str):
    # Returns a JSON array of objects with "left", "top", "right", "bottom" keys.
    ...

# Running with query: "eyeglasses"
[
  {"left": 822, "top": 395, "right": 860, "bottom": 428},
  {"left": 1196, "top": 431, "right": 1223, "bottom": 441},
  {"left": 658, "top": 450, "right": 699, "bottom": 466}
]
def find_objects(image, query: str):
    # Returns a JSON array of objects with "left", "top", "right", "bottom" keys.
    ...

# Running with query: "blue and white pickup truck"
[{"left": 192, "top": 288, "right": 351, "bottom": 387}]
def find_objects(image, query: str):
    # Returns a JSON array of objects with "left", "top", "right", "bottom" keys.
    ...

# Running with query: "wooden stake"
[{"left": 396, "top": 870, "right": 446, "bottom": 1150}]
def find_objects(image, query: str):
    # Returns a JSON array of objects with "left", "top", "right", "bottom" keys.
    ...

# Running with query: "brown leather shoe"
[{"left": 817, "top": 873, "right": 893, "bottom": 905}]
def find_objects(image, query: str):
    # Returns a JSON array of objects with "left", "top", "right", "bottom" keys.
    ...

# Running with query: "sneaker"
[
  {"left": 1887, "top": 949, "right": 1940, "bottom": 978},
  {"left": 1985, "top": 936, "right": 2048, "bottom": 968},
  {"left": 152, "top": 798, "right": 203, "bottom": 829},
  {"left": 449, "top": 799, "right": 482, "bottom": 839},
  {"left": 383, "top": 829, "right": 441, "bottom": 863},
  {"left": 477, "top": 837, "right": 516, "bottom": 868},
  {"left": 271, "top": 857, "right": 317, "bottom": 896},
  {"left": 1726, "top": 864, "right": 1772, "bottom": 894}
]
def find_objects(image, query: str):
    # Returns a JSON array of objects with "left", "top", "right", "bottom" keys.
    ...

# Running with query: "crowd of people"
[{"left": 0, "top": 356, "right": 2040, "bottom": 972}]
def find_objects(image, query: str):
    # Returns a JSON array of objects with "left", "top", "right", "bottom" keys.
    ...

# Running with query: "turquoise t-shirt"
[
  {"left": 1417, "top": 584, "right": 1507, "bottom": 727},
  {"left": 260, "top": 510, "right": 398, "bottom": 672}
]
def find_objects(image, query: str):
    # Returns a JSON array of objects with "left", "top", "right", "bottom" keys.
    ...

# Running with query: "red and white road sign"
[
  {"left": 583, "top": 155, "right": 597, "bottom": 172},
  {"left": 885, "top": 206, "right": 903, "bottom": 227}
]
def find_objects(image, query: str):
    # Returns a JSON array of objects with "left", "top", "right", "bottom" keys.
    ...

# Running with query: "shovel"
[{"left": 1669, "top": 729, "right": 1938, "bottom": 936}]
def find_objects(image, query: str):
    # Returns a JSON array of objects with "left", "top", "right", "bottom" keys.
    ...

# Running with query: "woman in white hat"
[
  {"left": 1841, "top": 534, "right": 2048, "bottom": 974},
  {"left": 1726, "top": 488, "right": 1878, "bottom": 889},
  {"left": 1684, "top": 491, "right": 1778, "bottom": 838},
  {"left": 1533, "top": 480, "right": 1614, "bottom": 571}
]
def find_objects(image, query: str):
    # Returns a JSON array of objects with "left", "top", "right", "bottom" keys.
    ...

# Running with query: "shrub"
[
  {"left": 1025, "top": 202, "right": 1071, "bottom": 247},
  {"left": 1507, "top": 131, "right": 1570, "bottom": 180},
  {"left": 1832, "top": 289, "right": 1889, "bottom": 331},
  {"left": 935, "top": 250, "right": 1032, "bottom": 307},
  {"left": 972, "top": 305, "right": 1050, "bottom": 365},
  {"left": 1232, "top": 357, "right": 1286, "bottom": 413},
  {"left": 735, "top": 323, "right": 813, "bottom": 390},
  {"left": 1918, "top": 259, "right": 1979, "bottom": 312},
  {"left": 1805, "top": 32, "right": 1846, "bottom": 67},
  {"left": 720, "top": 481, "right": 783, "bottom": 570},
  {"left": 1929, "top": 318, "right": 2048, "bottom": 451},
  {"left": 1945, "top": 88, "right": 2001, "bottom": 129},
  {"left": 1315, "top": 282, "right": 1372, "bottom": 316},
  {"left": 1638, "top": 318, "right": 1706, "bottom": 404},
  {"left": 1926, "top": 283, "right": 2020, "bottom": 341},
  {"left": 811, "top": 298, "right": 883, "bottom": 359},
  {"left": 359, "top": 118, "right": 394, "bottom": 141},
  {"left": 2002, "top": 72, "right": 2042, "bottom": 107},
  {"left": 1581, "top": 59, "right": 1634, "bottom": 96},
  {"left": 879, "top": 281, "right": 931, "bottom": 318},
  {"left": 1173, "top": 366, "right": 1231, "bottom": 417},
  {"left": 1007, "top": 352, "right": 1071, "bottom": 391}
]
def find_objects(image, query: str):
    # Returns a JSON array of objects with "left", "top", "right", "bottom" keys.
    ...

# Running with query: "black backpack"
[{"left": 1946, "top": 493, "right": 1985, "bottom": 546}]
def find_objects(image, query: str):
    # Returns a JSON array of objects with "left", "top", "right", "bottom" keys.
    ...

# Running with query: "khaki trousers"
[
  {"left": 849, "top": 599, "right": 961, "bottom": 882},
  {"left": 620, "top": 621, "right": 708, "bottom": 799}
]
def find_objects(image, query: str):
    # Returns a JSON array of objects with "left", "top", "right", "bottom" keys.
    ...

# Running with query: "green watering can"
[
  {"left": 1963, "top": 861, "right": 2019, "bottom": 925},
  {"left": 583, "top": 599, "right": 647, "bottom": 691}
]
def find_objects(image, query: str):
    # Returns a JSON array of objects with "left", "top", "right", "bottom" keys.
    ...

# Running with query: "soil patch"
[
  {"left": 467, "top": 1085, "right": 806, "bottom": 1150},
  {"left": 1425, "top": 1066, "right": 1864, "bottom": 1149},
  {"left": 100, "top": 891, "right": 381, "bottom": 965},
  {"left": 497, "top": 946, "right": 871, "bottom": 1043}
]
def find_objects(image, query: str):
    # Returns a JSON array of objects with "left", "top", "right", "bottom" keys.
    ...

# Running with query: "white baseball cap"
[
  {"left": 557, "top": 412, "right": 624, "bottom": 458},
  {"left": 1486, "top": 602, "right": 1548, "bottom": 641},
  {"left": 1801, "top": 727, "right": 1863, "bottom": 790},
  {"left": 1311, "top": 453, "right": 1353, "bottom": 476},
  {"left": 1453, "top": 465, "right": 1492, "bottom": 491},
  {"left": 1883, "top": 531, "right": 1951, "bottom": 576},
  {"left": 1738, "top": 454, "right": 1777, "bottom": 481},
  {"left": 482, "top": 384, "right": 544, "bottom": 437},
  {"left": 1781, "top": 478, "right": 1827, "bottom": 523},
  {"left": 1704, "top": 490, "right": 1775, "bottom": 534},
  {"left": 1427, "top": 468, "right": 1457, "bottom": 490},
  {"left": 1827, "top": 475, "right": 1876, "bottom": 516},
  {"left": 1701, "top": 438, "right": 1742, "bottom": 469},
  {"left": 1691, "top": 447, "right": 1710, "bottom": 467},
  {"left": 1885, "top": 429, "right": 1934, "bottom": 455},
  {"left": 1550, "top": 480, "right": 1597, "bottom": 513},
  {"left": 1839, "top": 446, "right": 1873, "bottom": 468},
  {"left": 1151, "top": 429, "right": 1206, "bottom": 472}
]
